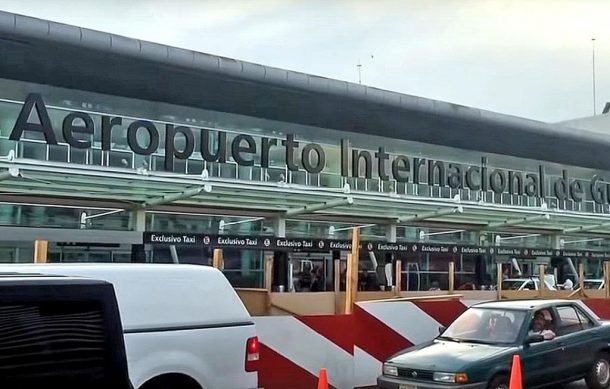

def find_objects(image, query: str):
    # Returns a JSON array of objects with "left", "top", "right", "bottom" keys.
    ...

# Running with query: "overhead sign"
[
  {"left": 7, "top": 93, "right": 610, "bottom": 204},
  {"left": 143, "top": 232, "right": 610, "bottom": 258},
  {"left": 363, "top": 241, "right": 490, "bottom": 255},
  {"left": 143, "top": 232, "right": 345, "bottom": 252}
]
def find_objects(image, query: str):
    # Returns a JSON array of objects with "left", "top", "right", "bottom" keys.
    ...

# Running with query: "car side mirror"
[
  {"left": 525, "top": 334, "right": 544, "bottom": 345},
  {"left": 439, "top": 326, "right": 446, "bottom": 334}
]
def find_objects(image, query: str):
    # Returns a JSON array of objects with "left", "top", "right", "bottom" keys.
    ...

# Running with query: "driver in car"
[{"left": 529, "top": 310, "right": 556, "bottom": 340}]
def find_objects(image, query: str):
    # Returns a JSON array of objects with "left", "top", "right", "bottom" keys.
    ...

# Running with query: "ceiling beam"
[
  {"left": 141, "top": 185, "right": 212, "bottom": 208},
  {"left": 284, "top": 196, "right": 354, "bottom": 217},
  {"left": 396, "top": 205, "right": 463, "bottom": 224},
  {"left": 563, "top": 221, "right": 610, "bottom": 234},
  {"left": 485, "top": 213, "right": 550, "bottom": 230}
]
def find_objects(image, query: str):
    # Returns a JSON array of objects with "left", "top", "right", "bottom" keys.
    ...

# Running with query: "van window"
[
  {"left": 523, "top": 280, "right": 535, "bottom": 290},
  {"left": 0, "top": 301, "right": 111, "bottom": 387}
]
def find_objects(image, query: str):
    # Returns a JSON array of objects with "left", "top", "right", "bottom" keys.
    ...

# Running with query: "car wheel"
[
  {"left": 586, "top": 352, "right": 610, "bottom": 389},
  {"left": 488, "top": 374, "right": 509, "bottom": 389}
]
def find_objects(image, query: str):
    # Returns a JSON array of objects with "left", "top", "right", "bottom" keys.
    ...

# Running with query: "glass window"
[
  {"left": 290, "top": 170, "right": 306, "bottom": 185},
  {"left": 0, "top": 300, "right": 113, "bottom": 387},
  {"left": 0, "top": 247, "right": 16, "bottom": 263},
  {"left": 556, "top": 305, "right": 594, "bottom": 335},
  {"left": 108, "top": 151, "right": 132, "bottom": 168},
  {"left": 69, "top": 147, "right": 88, "bottom": 164},
  {"left": 557, "top": 306, "right": 579, "bottom": 324},
  {"left": 48, "top": 144, "right": 69, "bottom": 163},
  {"left": 222, "top": 249, "right": 264, "bottom": 288},
  {"left": 0, "top": 137, "right": 16, "bottom": 157},
  {"left": 20, "top": 141, "right": 46, "bottom": 160}
]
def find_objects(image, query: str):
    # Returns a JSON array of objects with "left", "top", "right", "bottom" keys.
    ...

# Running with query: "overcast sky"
[{"left": 0, "top": 0, "right": 609, "bottom": 123}]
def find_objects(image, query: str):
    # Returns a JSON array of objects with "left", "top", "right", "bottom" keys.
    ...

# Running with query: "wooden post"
[
  {"left": 604, "top": 261, "right": 610, "bottom": 299},
  {"left": 448, "top": 261, "right": 455, "bottom": 294},
  {"left": 265, "top": 256, "right": 274, "bottom": 313},
  {"left": 34, "top": 240, "right": 48, "bottom": 263},
  {"left": 394, "top": 260, "right": 402, "bottom": 297},
  {"left": 345, "top": 227, "right": 361, "bottom": 314},
  {"left": 212, "top": 249, "right": 224, "bottom": 270},
  {"left": 351, "top": 227, "right": 361, "bottom": 304},
  {"left": 539, "top": 264, "right": 545, "bottom": 298},
  {"left": 334, "top": 259, "right": 341, "bottom": 292},
  {"left": 497, "top": 262, "right": 503, "bottom": 300},
  {"left": 265, "top": 256, "right": 274, "bottom": 292},
  {"left": 334, "top": 259, "right": 341, "bottom": 314},
  {"left": 578, "top": 262, "right": 585, "bottom": 298},
  {"left": 345, "top": 254, "right": 354, "bottom": 314}
]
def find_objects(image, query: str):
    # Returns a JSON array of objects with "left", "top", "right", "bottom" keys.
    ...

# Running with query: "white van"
[{"left": 0, "top": 263, "right": 259, "bottom": 389}]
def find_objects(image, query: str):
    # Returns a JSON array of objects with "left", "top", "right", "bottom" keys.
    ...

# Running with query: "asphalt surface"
[{"left": 563, "top": 380, "right": 586, "bottom": 388}]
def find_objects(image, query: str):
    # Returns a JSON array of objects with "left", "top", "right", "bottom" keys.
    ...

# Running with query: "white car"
[
  {"left": 583, "top": 278, "right": 605, "bottom": 290},
  {"left": 0, "top": 263, "right": 259, "bottom": 389},
  {"left": 501, "top": 277, "right": 556, "bottom": 291}
]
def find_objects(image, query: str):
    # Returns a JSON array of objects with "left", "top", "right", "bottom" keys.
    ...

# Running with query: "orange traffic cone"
[
  {"left": 509, "top": 354, "right": 522, "bottom": 389},
  {"left": 317, "top": 368, "right": 329, "bottom": 389}
]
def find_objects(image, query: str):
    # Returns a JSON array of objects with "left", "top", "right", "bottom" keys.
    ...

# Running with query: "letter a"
[{"left": 9, "top": 93, "right": 57, "bottom": 144}]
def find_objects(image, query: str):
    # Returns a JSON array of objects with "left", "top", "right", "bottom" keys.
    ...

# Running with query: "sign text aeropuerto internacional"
[{"left": 8, "top": 93, "right": 610, "bottom": 204}]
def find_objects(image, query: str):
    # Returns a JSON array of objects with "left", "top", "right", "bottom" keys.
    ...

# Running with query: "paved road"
[{"left": 563, "top": 380, "right": 586, "bottom": 388}]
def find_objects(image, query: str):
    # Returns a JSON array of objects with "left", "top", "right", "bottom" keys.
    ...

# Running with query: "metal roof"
[
  {"left": 1, "top": 11, "right": 610, "bottom": 170},
  {"left": 4, "top": 157, "right": 610, "bottom": 237}
]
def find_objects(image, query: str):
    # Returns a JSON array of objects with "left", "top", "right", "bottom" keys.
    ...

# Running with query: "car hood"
[{"left": 388, "top": 339, "right": 511, "bottom": 371}]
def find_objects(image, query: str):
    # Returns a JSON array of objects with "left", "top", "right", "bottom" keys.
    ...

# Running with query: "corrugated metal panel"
[{"left": 0, "top": 10, "right": 609, "bottom": 171}]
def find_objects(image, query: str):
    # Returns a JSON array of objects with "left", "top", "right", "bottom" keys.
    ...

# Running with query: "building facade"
[{"left": 1, "top": 11, "right": 610, "bottom": 291}]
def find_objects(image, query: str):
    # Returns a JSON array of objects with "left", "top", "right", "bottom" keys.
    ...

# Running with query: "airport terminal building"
[{"left": 1, "top": 10, "right": 610, "bottom": 291}]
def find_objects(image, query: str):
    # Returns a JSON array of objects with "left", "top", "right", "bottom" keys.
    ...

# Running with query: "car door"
[
  {"left": 552, "top": 305, "right": 597, "bottom": 379},
  {"left": 520, "top": 311, "right": 565, "bottom": 387}
]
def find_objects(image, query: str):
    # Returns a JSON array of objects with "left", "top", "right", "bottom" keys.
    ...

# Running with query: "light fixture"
[
  {"left": 0, "top": 150, "right": 16, "bottom": 162},
  {"left": 0, "top": 167, "right": 20, "bottom": 181},
  {"left": 328, "top": 225, "right": 335, "bottom": 236}
]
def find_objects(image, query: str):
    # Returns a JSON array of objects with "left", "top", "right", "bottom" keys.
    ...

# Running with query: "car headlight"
[
  {"left": 383, "top": 364, "right": 398, "bottom": 377},
  {"left": 433, "top": 372, "right": 469, "bottom": 383}
]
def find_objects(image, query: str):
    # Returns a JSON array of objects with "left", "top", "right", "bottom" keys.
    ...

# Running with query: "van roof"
[{"left": 0, "top": 264, "right": 252, "bottom": 331}]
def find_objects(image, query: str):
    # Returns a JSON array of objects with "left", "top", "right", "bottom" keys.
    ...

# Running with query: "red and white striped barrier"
[{"left": 254, "top": 298, "right": 610, "bottom": 389}]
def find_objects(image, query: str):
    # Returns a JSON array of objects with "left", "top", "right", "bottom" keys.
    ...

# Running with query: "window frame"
[{"left": 553, "top": 304, "right": 597, "bottom": 337}]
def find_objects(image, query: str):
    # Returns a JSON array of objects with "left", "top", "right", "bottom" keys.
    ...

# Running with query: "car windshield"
[
  {"left": 439, "top": 307, "right": 527, "bottom": 345},
  {"left": 502, "top": 280, "right": 529, "bottom": 290},
  {"left": 584, "top": 280, "right": 602, "bottom": 289}
]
